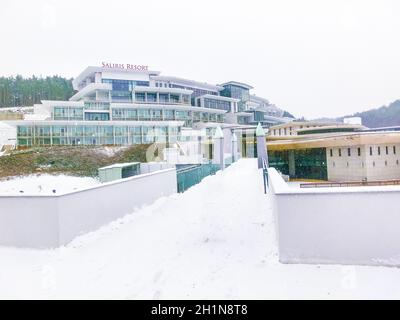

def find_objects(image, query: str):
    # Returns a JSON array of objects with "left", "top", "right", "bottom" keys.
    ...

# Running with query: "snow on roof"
[{"left": 99, "top": 162, "right": 140, "bottom": 170}]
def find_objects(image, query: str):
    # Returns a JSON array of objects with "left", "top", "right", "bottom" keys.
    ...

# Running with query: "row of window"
[
  {"left": 102, "top": 79, "right": 149, "bottom": 91},
  {"left": 271, "top": 125, "right": 325, "bottom": 136},
  {"left": 53, "top": 107, "right": 224, "bottom": 123},
  {"left": 329, "top": 146, "right": 397, "bottom": 157},
  {"left": 202, "top": 98, "right": 231, "bottom": 111},
  {"left": 272, "top": 127, "right": 294, "bottom": 136},
  {"left": 84, "top": 102, "right": 110, "bottom": 111},
  {"left": 111, "top": 108, "right": 224, "bottom": 123},
  {"left": 17, "top": 125, "right": 179, "bottom": 137},
  {"left": 134, "top": 92, "right": 190, "bottom": 105},
  {"left": 17, "top": 135, "right": 171, "bottom": 147},
  {"left": 53, "top": 107, "right": 84, "bottom": 120}
]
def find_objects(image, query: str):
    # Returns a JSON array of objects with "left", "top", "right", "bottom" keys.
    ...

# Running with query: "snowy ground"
[
  {"left": 0, "top": 174, "right": 100, "bottom": 195},
  {"left": 1, "top": 159, "right": 400, "bottom": 299}
]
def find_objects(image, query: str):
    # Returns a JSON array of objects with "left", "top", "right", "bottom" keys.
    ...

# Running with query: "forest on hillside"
[
  {"left": 339, "top": 100, "right": 400, "bottom": 128},
  {"left": 0, "top": 76, "right": 75, "bottom": 108}
]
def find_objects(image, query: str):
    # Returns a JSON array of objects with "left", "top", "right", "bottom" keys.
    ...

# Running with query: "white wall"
[
  {"left": 269, "top": 167, "right": 400, "bottom": 267},
  {"left": 0, "top": 122, "right": 17, "bottom": 147},
  {"left": 0, "top": 168, "right": 177, "bottom": 248},
  {"left": 327, "top": 144, "right": 400, "bottom": 181}
]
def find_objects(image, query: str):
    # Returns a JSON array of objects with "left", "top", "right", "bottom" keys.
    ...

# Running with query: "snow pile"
[
  {"left": 94, "top": 146, "right": 127, "bottom": 157},
  {"left": 0, "top": 174, "right": 100, "bottom": 195},
  {"left": 0, "top": 159, "right": 400, "bottom": 299}
]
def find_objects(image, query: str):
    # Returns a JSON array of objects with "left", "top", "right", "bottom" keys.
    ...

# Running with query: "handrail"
[
  {"left": 262, "top": 157, "right": 269, "bottom": 194},
  {"left": 300, "top": 179, "right": 400, "bottom": 188}
]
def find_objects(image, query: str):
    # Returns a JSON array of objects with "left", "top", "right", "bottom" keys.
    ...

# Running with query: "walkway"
[{"left": 0, "top": 159, "right": 400, "bottom": 299}]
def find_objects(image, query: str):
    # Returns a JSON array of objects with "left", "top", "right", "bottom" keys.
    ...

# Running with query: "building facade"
[
  {"left": 1, "top": 64, "right": 290, "bottom": 148},
  {"left": 266, "top": 121, "right": 400, "bottom": 182}
]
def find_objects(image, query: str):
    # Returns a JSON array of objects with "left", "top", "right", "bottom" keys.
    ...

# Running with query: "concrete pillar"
[
  {"left": 289, "top": 149, "right": 296, "bottom": 177},
  {"left": 213, "top": 126, "right": 225, "bottom": 170},
  {"left": 231, "top": 132, "right": 238, "bottom": 162},
  {"left": 256, "top": 122, "right": 267, "bottom": 169},
  {"left": 95, "top": 72, "right": 102, "bottom": 83}
]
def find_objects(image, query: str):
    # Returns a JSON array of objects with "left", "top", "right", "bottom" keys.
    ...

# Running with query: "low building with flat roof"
[{"left": 267, "top": 129, "right": 400, "bottom": 182}]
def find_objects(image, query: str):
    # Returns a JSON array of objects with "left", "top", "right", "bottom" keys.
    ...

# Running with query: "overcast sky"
[{"left": 1, "top": 0, "right": 400, "bottom": 118}]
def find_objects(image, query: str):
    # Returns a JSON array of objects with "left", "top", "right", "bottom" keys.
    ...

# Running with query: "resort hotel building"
[{"left": 0, "top": 63, "right": 290, "bottom": 148}]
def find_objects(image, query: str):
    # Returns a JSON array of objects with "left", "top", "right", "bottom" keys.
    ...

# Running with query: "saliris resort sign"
[{"left": 101, "top": 62, "right": 149, "bottom": 71}]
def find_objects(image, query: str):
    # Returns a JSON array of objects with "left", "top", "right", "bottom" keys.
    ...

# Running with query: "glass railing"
[
  {"left": 176, "top": 163, "right": 221, "bottom": 193},
  {"left": 176, "top": 156, "right": 237, "bottom": 193}
]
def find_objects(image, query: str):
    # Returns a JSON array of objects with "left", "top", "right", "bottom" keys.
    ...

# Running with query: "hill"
[
  {"left": 339, "top": 100, "right": 400, "bottom": 128},
  {"left": 0, "top": 145, "right": 149, "bottom": 179}
]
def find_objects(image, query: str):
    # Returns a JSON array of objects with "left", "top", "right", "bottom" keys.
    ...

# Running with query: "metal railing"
[
  {"left": 262, "top": 157, "right": 269, "bottom": 194},
  {"left": 300, "top": 179, "right": 400, "bottom": 188}
]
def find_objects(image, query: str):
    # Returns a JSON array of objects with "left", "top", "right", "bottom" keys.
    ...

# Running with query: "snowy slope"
[
  {"left": 0, "top": 174, "right": 100, "bottom": 195},
  {"left": 0, "top": 159, "right": 400, "bottom": 299}
]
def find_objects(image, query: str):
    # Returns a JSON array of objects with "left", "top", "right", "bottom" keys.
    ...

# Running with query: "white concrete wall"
[
  {"left": 0, "top": 168, "right": 177, "bottom": 248},
  {"left": 0, "top": 122, "right": 17, "bottom": 147},
  {"left": 269, "top": 167, "right": 400, "bottom": 267},
  {"left": 0, "top": 196, "right": 59, "bottom": 248},
  {"left": 326, "top": 145, "right": 367, "bottom": 181},
  {"left": 327, "top": 144, "right": 400, "bottom": 181}
]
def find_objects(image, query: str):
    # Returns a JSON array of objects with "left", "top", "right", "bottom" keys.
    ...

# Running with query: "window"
[
  {"left": 370, "top": 147, "right": 373, "bottom": 156},
  {"left": 378, "top": 146, "right": 381, "bottom": 155},
  {"left": 338, "top": 149, "right": 342, "bottom": 157},
  {"left": 147, "top": 93, "right": 157, "bottom": 102},
  {"left": 330, "top": 149, "right": 333, "bottom": 157},
  {"left": 170, "top": 94, "right": 180, "bottom": 103},
  {"left": 358, "top": 148, "right": 361, "bottom": 156},
  {"left": 373, "top": 161, "right": 375, "bottom": 167},
  {"left": 347, "top": 148, "right": 351, "bottom": 156},
  {"left": 163, "top": 110, "right": 174, "bottom": 120},
  {"left": 385, "top": 160, "right": 388, "bottom": 166},
  {"left": 397, "top": 160, "right": 399, "bottom": 165},
  {"left": 394, "top": 146, "right": 397, "bottom": 154},
  {"left": 84, "top": 113, "right": 110, "bottom": 121},
  {"left": 386, "top": 146, "right": 389, "bottom": 155},
  {"left": 159, "top": 93, "right": 169, "bottom": 103},
  {"left": 138, "top": 109, "right": 151, "bottom": 120},
  {"left": 135, "top": 92, "right": 145, "bottom": 102}
]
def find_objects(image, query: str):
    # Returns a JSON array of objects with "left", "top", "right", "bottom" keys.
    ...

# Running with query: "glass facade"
[
  {"left": 84, "top": 112, "right": 110, "bottom": 121},
  {"left": 221, "top": 84, "right": 250, "bottom": 112},
  {"left": 84, "top": 102, "right": 110, "bottom": 111},
  {"left": 53, "top": 107, "right": 84, "bottom": 121},
  {"left": 203, "top": 98, "right": 231, "bottom": 111},
  {"left": 17, "top": 125, "right": 179, "bottom": 147},
  {"left": 109, "top": 107, "right": 222, "bottom": 124},
  {"left": 268, "top": 148, "right": 328, "bottom": 180},
  {"left": 102, "top": 79, "right": 149, "bottom": 90}
]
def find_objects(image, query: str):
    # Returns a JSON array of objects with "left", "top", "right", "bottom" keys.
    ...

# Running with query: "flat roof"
[
  {"left": 73, "top": 66, "right": 161, "bottom": 89},
  {"left": 99, "top": 162, "right": 140, "bottom": 170},
  {"left": 266, "top": 131, "right": 400, "bottom": 150},
  {"left": 197, "top": 94, "right": 240, "bottom": 102},
  {"left": 219, "top": 81, "right": 254, "bottom": 90},
  {"left": 151, "top": 75, "right": 224, "bottom": 92}
]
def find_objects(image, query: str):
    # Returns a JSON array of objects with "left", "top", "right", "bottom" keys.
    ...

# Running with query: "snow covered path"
[{"left": 1, "top": 159, "right": 400, "bottom": 299}]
